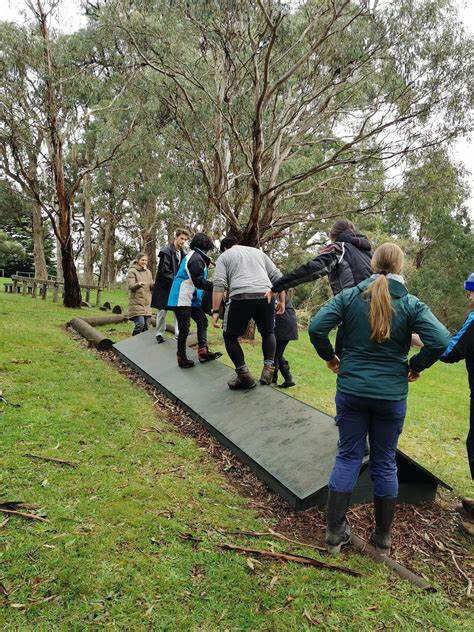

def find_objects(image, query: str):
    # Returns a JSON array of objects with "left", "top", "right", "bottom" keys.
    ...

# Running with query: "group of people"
[{"left": 126, "top": 219, "right": 474, "bottom": 553}]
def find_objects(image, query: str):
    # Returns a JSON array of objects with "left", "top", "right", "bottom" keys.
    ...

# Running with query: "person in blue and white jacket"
[
  {"left": 168, "top": 233, "right": 221, "bottom": 369},
  {"left": 442, "top": 272, "right": 474, "bottom": 482}
]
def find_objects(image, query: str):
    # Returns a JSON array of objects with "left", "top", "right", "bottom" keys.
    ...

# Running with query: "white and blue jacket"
[
  {"left": 442, "top": 310, "right": 474, "bottom": 393},
  {"left": 167, "top": 249, "right": 213, "bottom": 308}
]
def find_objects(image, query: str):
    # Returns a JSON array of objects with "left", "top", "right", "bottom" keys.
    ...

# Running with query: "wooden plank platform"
[{"left": 114, "top": 330, "right": 449, "bottom": 509}]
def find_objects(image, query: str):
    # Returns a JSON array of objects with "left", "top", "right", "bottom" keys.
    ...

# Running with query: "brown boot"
[
  {"left": 462, "top": 498, "right": 474, "bottom": 519},
  {"left": 228, "top": 371, "right": 257, "bottom": 390},
  {"left": 177, "top": 356, "right": 195, "bottom": 369},
  {"left": 198, "top": 347, "right": 222, "bottom": 363},
  {"left": 460, "top": 519, "right": 474, "bottom": 537},
  {"left": 259, "top": 365, "right": 275, "bottom": 385}
]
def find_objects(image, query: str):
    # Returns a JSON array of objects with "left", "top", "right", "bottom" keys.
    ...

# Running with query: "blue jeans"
[
  {"left": 329, "top": 391, "right": 407, "bottom": 498},
  {"left": 131, "top": 315, "right": 150, "bottom": 336}
]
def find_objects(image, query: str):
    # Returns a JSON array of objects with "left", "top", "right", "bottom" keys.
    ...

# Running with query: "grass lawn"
[{"left": 0, "top": 281, "right": 472, "bottom": 630}]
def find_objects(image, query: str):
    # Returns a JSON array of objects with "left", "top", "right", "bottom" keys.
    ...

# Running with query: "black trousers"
[
  {"left": 468, "top": 395, "right": 474, "bottom": 479},
  {"left": 175, "top": 307, "right": 208, "bottom": 357},
  {"left": 275, "top": 339, "right": 289, "bottom": 369}
]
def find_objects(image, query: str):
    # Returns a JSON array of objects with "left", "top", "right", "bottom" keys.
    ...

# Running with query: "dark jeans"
[
  {"left": 131, "top": 315, "right": 150, "bottom": 336},
  {"left": 175, "top": 307, "right": 208, "bottom": 357},
  {"left": 329, "top": 391, "right": 407, "bottom": 498},
  {"left": 468, "top": 395, "right": 474, "bottom": 479}
]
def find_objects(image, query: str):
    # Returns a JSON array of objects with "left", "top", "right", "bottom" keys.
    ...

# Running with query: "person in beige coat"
[{"left": 126, "top": 253, "right": 154, "bottom": 335}]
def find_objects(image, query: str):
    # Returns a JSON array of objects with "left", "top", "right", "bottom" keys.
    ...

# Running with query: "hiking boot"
[
  {"left": 277, "top": 360, "right": 295, "bottom": 388},
  {"left": 259, "top": 365, "right": 275, "bottom": 385},
  {"left": 369, "top": 496, "right": 397, "bottom": 553},
  {"left": 460, "top": 519, "right": 474, "bottom": 537},
  {"left": 177, "top": 356, "right": 195, "bottom": 369},
  {"left": 462, "top": 498, "right": 474, "bottom": 520},
  {"left": 198, "top": 347, "right": 222, "bottom": 363},
  {"left": 228, "top": 371, "right": 257, "bottom": 390},
  {"left": 156, "top": 335, "right": 165, "bottom": 344},
  {"left": 325, "top": 489, "right": 352, "bottom": 555}
]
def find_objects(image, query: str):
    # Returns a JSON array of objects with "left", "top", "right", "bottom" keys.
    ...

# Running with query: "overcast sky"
[{"left": 1, "top": 0, "right": 473, "bottom": 214}]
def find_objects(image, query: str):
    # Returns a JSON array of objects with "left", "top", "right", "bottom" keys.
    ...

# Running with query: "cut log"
[
  {"left": 149, "top": 316, "right": 197, "bottom": 347},
  {"left": 79, "top": 314, "right": 128, "bottom": 327},
  {"left": 68, "top": 317, "right": 114, "bottom": 350}
]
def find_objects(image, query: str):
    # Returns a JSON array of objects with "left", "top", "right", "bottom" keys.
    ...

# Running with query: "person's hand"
[
  {"left": 408, "top": 369, "right": 420, "bottom": 382},
  {"left": 275, "top": 300, "right": 285, "bottom": 315},
  {"left": 326, "top": 355, "right": 340, "bottom": 374},
  {"left": 410, "top": 333, "right": 423, "bottom": 348},
  {"left": 138, "top": 282, "right": 145, "bottom": 288},
  {"left": 265, "top": 289, "right": 276, "bottom": 303},
  {"left": 212, "top": 313, "right": 221, "bottom": 328}
]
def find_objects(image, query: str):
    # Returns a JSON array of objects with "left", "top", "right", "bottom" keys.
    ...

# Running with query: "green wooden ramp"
[{"left": 114, "top": 330, "right": 448, "bottom": 509}]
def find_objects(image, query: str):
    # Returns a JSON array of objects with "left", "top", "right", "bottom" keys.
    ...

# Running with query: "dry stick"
[
  {"left": 450, "top": 550, "right": 473, "bottom": 598},
  {"left": 217, "top": 528, "right": 326, "bottom": 552},
  {"left": 24, "top": 453, "right": 78, "bottom": 468},
  {"left": 350, "top": 534, "right": 435, "bottom": 592},
  {"left": 0, "top": 517, "right": 10, "bottom": 528},
  {"left": 0, "top": 508, "right": 48, "bottom": 523},
  {"left": 218, "top": 543, "right": 361, "bottom": 577}
]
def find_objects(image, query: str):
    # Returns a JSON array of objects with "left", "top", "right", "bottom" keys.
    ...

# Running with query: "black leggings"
[
  {"left": 175, "top": 307, "right": 208, "bottom": 357},
  {"left": 224, "top": 332, "right": 276, "bottom": 370},
  {"left": 275, "top": 339, "right": 289, "bottom": 369}
]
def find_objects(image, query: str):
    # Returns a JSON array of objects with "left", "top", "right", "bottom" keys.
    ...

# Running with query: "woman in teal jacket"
[{"left": 308, "top": 243, "right": 451, "bottom": 555}]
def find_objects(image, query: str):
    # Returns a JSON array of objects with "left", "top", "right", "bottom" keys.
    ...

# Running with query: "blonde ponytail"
[{"left": 365, "top": 243, "right": 404, "bottom": 344}]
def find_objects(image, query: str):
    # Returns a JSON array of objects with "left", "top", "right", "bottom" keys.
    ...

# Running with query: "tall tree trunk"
[
  {"left": 141, "top": 195, "right": 157, "bottom": 276},
  {"left": 32, "top": 202, "right": 48, "bottom": 280},
  {"left": 82, "top": 173, "right": 94, "bottom": 285},
  {"left": 101, "top": 212, "right": 115, "bottom": 289},
  {"left": 106, "top": 226, "right": 116, "bottom": 286},
  {"left": 61, "top": 238, "right": 81, "bottom": 308},
  {"left": 55, "top": 235, "right": 63, "bottom": 282}
]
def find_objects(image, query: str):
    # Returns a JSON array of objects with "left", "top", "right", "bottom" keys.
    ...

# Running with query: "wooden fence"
[{"left": 5, "top": 275, "right": 103, "bottom": 306}]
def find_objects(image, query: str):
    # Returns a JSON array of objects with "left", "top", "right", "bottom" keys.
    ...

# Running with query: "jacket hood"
[
  {"left": 337, "top": 229, "right": 372, "bottom": 252},
  {"left": 357, "top": 276, "right": 407, "bottom": 299}
]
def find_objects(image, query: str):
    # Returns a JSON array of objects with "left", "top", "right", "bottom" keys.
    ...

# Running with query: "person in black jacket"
[
  {"left": 266, "top": 219, "right": 372, "bottom": 357},
  {"left": 151, "top": 229, "right": 190, "bottom": 343},
  {"left": 273, "top": 292, "right": 299, "bottom": 388}
]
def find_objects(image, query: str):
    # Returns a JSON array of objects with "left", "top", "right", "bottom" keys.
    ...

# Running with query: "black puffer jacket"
[
  {"left": 151, "top": 243, "right": 185, "bottom": 310},
  {"left": 272, "top": 230, "right": 372, "bottom": 296}
]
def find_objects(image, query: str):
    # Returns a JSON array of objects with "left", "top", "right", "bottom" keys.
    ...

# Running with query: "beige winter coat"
[{"left": 126, "top": 262, "right": 154, "bottom": 318}]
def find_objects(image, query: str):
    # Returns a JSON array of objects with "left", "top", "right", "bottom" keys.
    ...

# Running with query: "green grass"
[{"left": 0, "top": 281, "right": 473, "bottom": 630}]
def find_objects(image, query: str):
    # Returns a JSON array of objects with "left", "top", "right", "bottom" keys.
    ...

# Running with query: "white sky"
[{"left": 1, "top": 0, "right": 473, "bottom": 214}]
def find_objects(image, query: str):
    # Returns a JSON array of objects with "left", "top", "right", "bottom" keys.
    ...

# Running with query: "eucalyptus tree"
[
  {"left": 98, "top": 0, "right": 472, "bottom": 247},
  {"left": 0, "top": 0, "right": 138, "bottom": 306}
]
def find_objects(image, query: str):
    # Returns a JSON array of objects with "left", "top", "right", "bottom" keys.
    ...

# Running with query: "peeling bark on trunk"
[
  {"left": 82, "top": 173, "right": 94, "bottom": 285},
  {"left": 101, "top": 212, "right": 116, "bottom": 288},
  {"left": 55, "top": 236, "right": 63, "bottom": 282},
  {"left": 141, "top": 195, "right": 157, "bottom": 276},
  {"left": 32, "top": 202, "right": 48, "bottom": 280}
]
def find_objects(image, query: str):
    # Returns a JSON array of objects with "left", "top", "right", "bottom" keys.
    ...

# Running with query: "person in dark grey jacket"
[
  {"left": 267, "top": 219, "right": 372, "bottom": 357},
  {"left": 151, "top": 229, "right": 189, "bottom": 343}
]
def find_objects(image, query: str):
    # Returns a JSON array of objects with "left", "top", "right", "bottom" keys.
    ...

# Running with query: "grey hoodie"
[{"left": 213, "top": 245, "right": 282, "bottom": 298}]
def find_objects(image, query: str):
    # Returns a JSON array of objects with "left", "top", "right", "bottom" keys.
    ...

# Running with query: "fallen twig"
[
  {"left": 216, "top": 528, "right": 326, "bottom": 552},
  {"left": 0, "top": 517, "right": 10, "bottom": 528},
  {"left": 218, "top": 543, "right": 360, "bottom": 577},
  {"left": 450, "top": 550, "right": 473, "bottom": 598},
  {"left": 0, "top": 508, "right": 48, "bottom": 523},
  {"left": 24, "top": 453, "right": 78, "bottom": 468}
]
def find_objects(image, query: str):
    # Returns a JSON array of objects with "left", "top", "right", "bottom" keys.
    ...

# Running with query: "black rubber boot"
[
  {"left": 369, "top": 496, "right": 397, "bottom": 553},
  {"left": 277, "top": 360, "right": 295, "bottom": 388},
  {"left": 272, "top": 364, "right": 279, "bottom": 384},
  {"left": 325, "top": 490, "right": 352, "bottom": 555}
]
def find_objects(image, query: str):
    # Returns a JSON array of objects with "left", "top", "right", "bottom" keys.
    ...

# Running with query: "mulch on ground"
[{"left": 69, "top": 328, "right": 473, "bottom": 603}]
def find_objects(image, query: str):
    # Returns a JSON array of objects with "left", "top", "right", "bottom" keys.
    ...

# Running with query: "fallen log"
[
  {"left": 350, "top": 533, "right": 435, "bottom": 592},
  {"left": 68, "top": 317, "right": 114, "bottom": 350},
  {"left": 218, "top": 543, "right": 361, "bottom": 577},
  {"left": 150, "top": 316, "right": 198, "bottom": 347},
  {"left": 76, "top": 314, "right": 127, "bottom": 327}
]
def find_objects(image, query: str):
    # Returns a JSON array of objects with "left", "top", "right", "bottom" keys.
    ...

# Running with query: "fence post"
[
  {"left": 12, "top": 278, "right": 18, "bottom": 293},
  {"left": 22, "top": 281, "right": 27, "bottom": 295},
  {"left": 85, "top": 288, "right": 91, "bottom": 303},
  {"left": 32, "top": 281, "right": 37, "bottom": 298},
  {"left": 53, "top": 283, "right": 59, "bottom": 303},
  {"left": 42, "top": 283, "right": 47, "bottom": 300},
  {"left": 95, "top": 287, "right": 102, "bottom": 307}
]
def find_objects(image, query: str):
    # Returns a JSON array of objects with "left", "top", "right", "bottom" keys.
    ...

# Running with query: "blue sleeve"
[{"left": 441, "top": 312, "right": 474, "bottom": 364}]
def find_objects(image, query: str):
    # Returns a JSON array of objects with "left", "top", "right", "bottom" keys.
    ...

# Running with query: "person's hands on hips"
[
  {"left": 265, "top": 289, "right": 276, "bottom": 303},
  {"left": 326, "top": 355, "right": 340, "bottom": 374}
]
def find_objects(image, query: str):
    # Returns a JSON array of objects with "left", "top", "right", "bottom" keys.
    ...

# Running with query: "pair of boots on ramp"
[{"left": 227, "top": 359, "right": 296, "bottom": 391}]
